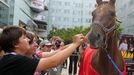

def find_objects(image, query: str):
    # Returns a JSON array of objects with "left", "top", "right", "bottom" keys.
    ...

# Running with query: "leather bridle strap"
[
  {"left": 93, "top": 21, "right": 116, "bottom": 49},
  {"left": 93, "top": 21, "right": 116, "bottom": 33}
]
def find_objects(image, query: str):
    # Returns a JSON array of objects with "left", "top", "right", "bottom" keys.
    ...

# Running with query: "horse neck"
[
  {"left": 107, "top": 35, "right": 118, "bottom": 55},
  {"left": 94, "top": 35, "right": 123, "bottom": 74},
  {"left": 99, "top": 34, "right": 118, "bottom": 60}
]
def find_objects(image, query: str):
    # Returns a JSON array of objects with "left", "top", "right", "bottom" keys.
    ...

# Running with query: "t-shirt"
[
  {"left": 79, "top": 46, "right": 126, "bottom": 75},
  {"left": 0, "top": 54, "right": 39, "bottom": 75},
  {"left": 119, "top": 43, "right": 128, "bottom": 51},
  {"left": 33, "top": 54, "right": 47, "bottom": 75}
]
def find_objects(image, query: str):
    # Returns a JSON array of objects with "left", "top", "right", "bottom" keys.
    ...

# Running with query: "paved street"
[
  {"left": 61, "top": 68, "right": 68, "bottom": 75},
  {"left": 61, "top": 66, "right": 79, "bottom": 75},
  {"left": 61, "top": 58, "right": 79, "bottom": 75}
]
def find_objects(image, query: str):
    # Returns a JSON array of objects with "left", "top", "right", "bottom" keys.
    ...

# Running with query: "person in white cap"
[{"left": 39, "top": 40, "right": 53, "bottom": 52}]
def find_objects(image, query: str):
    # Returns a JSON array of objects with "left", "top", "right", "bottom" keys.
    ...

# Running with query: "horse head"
[{"left": 87, "top": 0, "right": 116, "bottom": 49}]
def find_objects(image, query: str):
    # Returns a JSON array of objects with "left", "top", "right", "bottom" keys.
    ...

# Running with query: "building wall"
[
  {"left": 12, "top": 0, "right": 48, "bottom": 38},
  {"left": 13, "top": 0, "right": 33, "bottom": 25},
  {"left": 116, "top": 0, "right": 134, "bottom": 35},
  {"left": 47, "top": 0, "right": 96, "bottom": 30},
  {"left": 0, "top": 0, "right": 9, "bottom": 27},
  {"left": 0, "top": 0, "right": 49, "bottom": 38}
]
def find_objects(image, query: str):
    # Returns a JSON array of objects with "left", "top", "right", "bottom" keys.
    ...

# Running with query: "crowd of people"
[
  {"left": 119, "top": 37, "right": 134, "bottom": 60},
  {"left": 0, "top": 26, "right": 131, "bottom": 75},
  {"left": 0, "top": 26, "right": 84, "bottom": 75},
  {"left": 119, "top": 37, "right": 134, "bottom": 51}
]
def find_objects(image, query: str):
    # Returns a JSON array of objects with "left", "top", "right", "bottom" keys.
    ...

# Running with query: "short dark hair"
[{"left": 0, "top": 26, "right": 26, "bottom": 52}]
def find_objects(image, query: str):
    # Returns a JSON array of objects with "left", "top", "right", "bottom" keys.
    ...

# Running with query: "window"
[
  {"left": 81, "top": 18, "right": 83, "bottom": 22},
  {"left": 64, "top": 9, "right": 70, "bottom": 14},
  {"left": 57, "top": 17, "right": 61, "bottom": 21},
  {"left": 38, "top": 24, "right": 47, "bottom": 30},
  {"left": 54, "top": 1, "right": 62, "bottom": 6},
  {"left": 10, "top": 14, "right": 13, "bottom": 18},
  {"left": 58, "top": 1, "right": 62, "bottom": 6},
  {"left": 89, "top": 19, "right": 91, "bottom": 23},
  {"left": 64, "top": 17, "right": 69, "bottom": 22},
  {"left": 65, "top": 2, "right": 70, "bottom": 6},
  {"left": 75, "top": 3, "right": 81, "bottom": 8},
  {"left": 4, "top": 0, "right": 8, "bottom": 3},
  {"left": 85, "top": 18, "right": 89, "bottom": 22},
  {"left": 9, "top": 22, "right": 13, "bottom": 25},
  {"left": 72, "top": 18, "right": 78, "bottom": 22},
  {"left": 78, "top": 10, "right": 81, "bottom": 15},
  {"left": 72, "top": 10, "right": 77, "bottom": 15}
]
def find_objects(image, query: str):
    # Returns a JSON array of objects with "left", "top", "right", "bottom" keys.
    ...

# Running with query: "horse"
[{"left": 79, "top": 0, "right": 126, "bottom": 75}]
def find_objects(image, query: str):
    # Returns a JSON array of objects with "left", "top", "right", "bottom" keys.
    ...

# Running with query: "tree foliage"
[
  {"left": 48, "top": 21, "right": 122, "bottom": 43},
  {"left": 115, "top": 20, "right": 123, "bottom": 36},
  {"left": 48, "top": 25, "right": 91, "bottom": 43}
]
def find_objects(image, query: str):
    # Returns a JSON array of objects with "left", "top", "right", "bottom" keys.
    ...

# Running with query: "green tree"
[
  {"left": 48, "top": 25, "right": 91, "bottom": 43},
  {"left": 115, "top": 20, "right": 123, "bottom": 36},
  {"left": 48, "top": 22, "right": 122, "bottom": 43}
]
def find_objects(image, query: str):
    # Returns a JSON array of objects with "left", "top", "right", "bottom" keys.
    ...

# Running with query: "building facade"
[
  {"left": 116, "top": 0, "right": 134, "bottom": 35},
  {"left": 46, "top": 0, "right": 96, "bottom": 30},
  {"left": 0, "top": 0, "right": 48, "bottom": 38},
  {"left": 0, "top": 0, "right": 9, "bottom": 27}
]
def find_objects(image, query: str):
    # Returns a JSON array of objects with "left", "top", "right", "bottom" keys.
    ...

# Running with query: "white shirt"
[{"left": 119, "top": 43, "right": 128, "bottom": 51}]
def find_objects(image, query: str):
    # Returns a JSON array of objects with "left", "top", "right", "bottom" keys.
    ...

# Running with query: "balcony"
[
  {"left": 29, "top": 0, "right": 47, "bottom": 13},
  {"left": 26, "top": 20, "right": 38, "bottom": 31},
  {"left": 34, "top": 24, "right": 47, "bottom": 31},
  {"left": 33, "top": 15, "right": 47, "bottom": 31}
]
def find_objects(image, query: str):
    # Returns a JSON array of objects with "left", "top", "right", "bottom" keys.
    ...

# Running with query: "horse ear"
[
  {"left": 109, "top": 0, "right": 116, "bottom": 5},
  {"left": 96, "top": 0, "right": 102, "bottom": 5}
]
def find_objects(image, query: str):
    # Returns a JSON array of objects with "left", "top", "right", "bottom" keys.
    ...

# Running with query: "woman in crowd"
[
  {"left": 25, "top": 31, "right": 38, "bottom": 58},
  {"left": 0, "top": 26, "right": 84, "bottom": 75},
  {"left": 119, "top": 39, "right": 128, "bottom": 51},
  {"left": 50, "top": 36, "right": 65, "bottom": 75},
  {"left": 25, "top": 31, "right": 61, "bottom": 59}
]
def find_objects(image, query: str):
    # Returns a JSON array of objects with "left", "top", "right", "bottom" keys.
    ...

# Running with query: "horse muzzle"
[{"left": 87, "top": 30, "right": 105, "bottom": 49}]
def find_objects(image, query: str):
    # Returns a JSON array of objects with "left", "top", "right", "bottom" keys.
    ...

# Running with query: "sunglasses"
[{"left": 47, "top": 45, "right": 52, "bottom": 48}]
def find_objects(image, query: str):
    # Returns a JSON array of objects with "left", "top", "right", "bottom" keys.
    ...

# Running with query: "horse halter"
[
  {"left": 93, "top": 20, "right": 116, "bottom": 49},
  {"left": 93, "top": 21, "right": 123, "bottom": 75}
]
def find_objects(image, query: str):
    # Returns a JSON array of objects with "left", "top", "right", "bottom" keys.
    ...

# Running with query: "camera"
[{"left": 55, "top": 40, "right": 61, "bottom": 48}]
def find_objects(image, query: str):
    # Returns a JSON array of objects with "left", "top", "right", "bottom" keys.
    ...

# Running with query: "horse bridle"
[
  {"left": 93, "top": 21, "right": 123, "bottom": 75},
  {"left": 93, "top": 20, "right": 116, "bottom": 49}
]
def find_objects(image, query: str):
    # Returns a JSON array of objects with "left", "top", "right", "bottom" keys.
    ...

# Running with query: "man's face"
[{"left": 42, "top": 45, "right": 52, "bottom": 52}]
